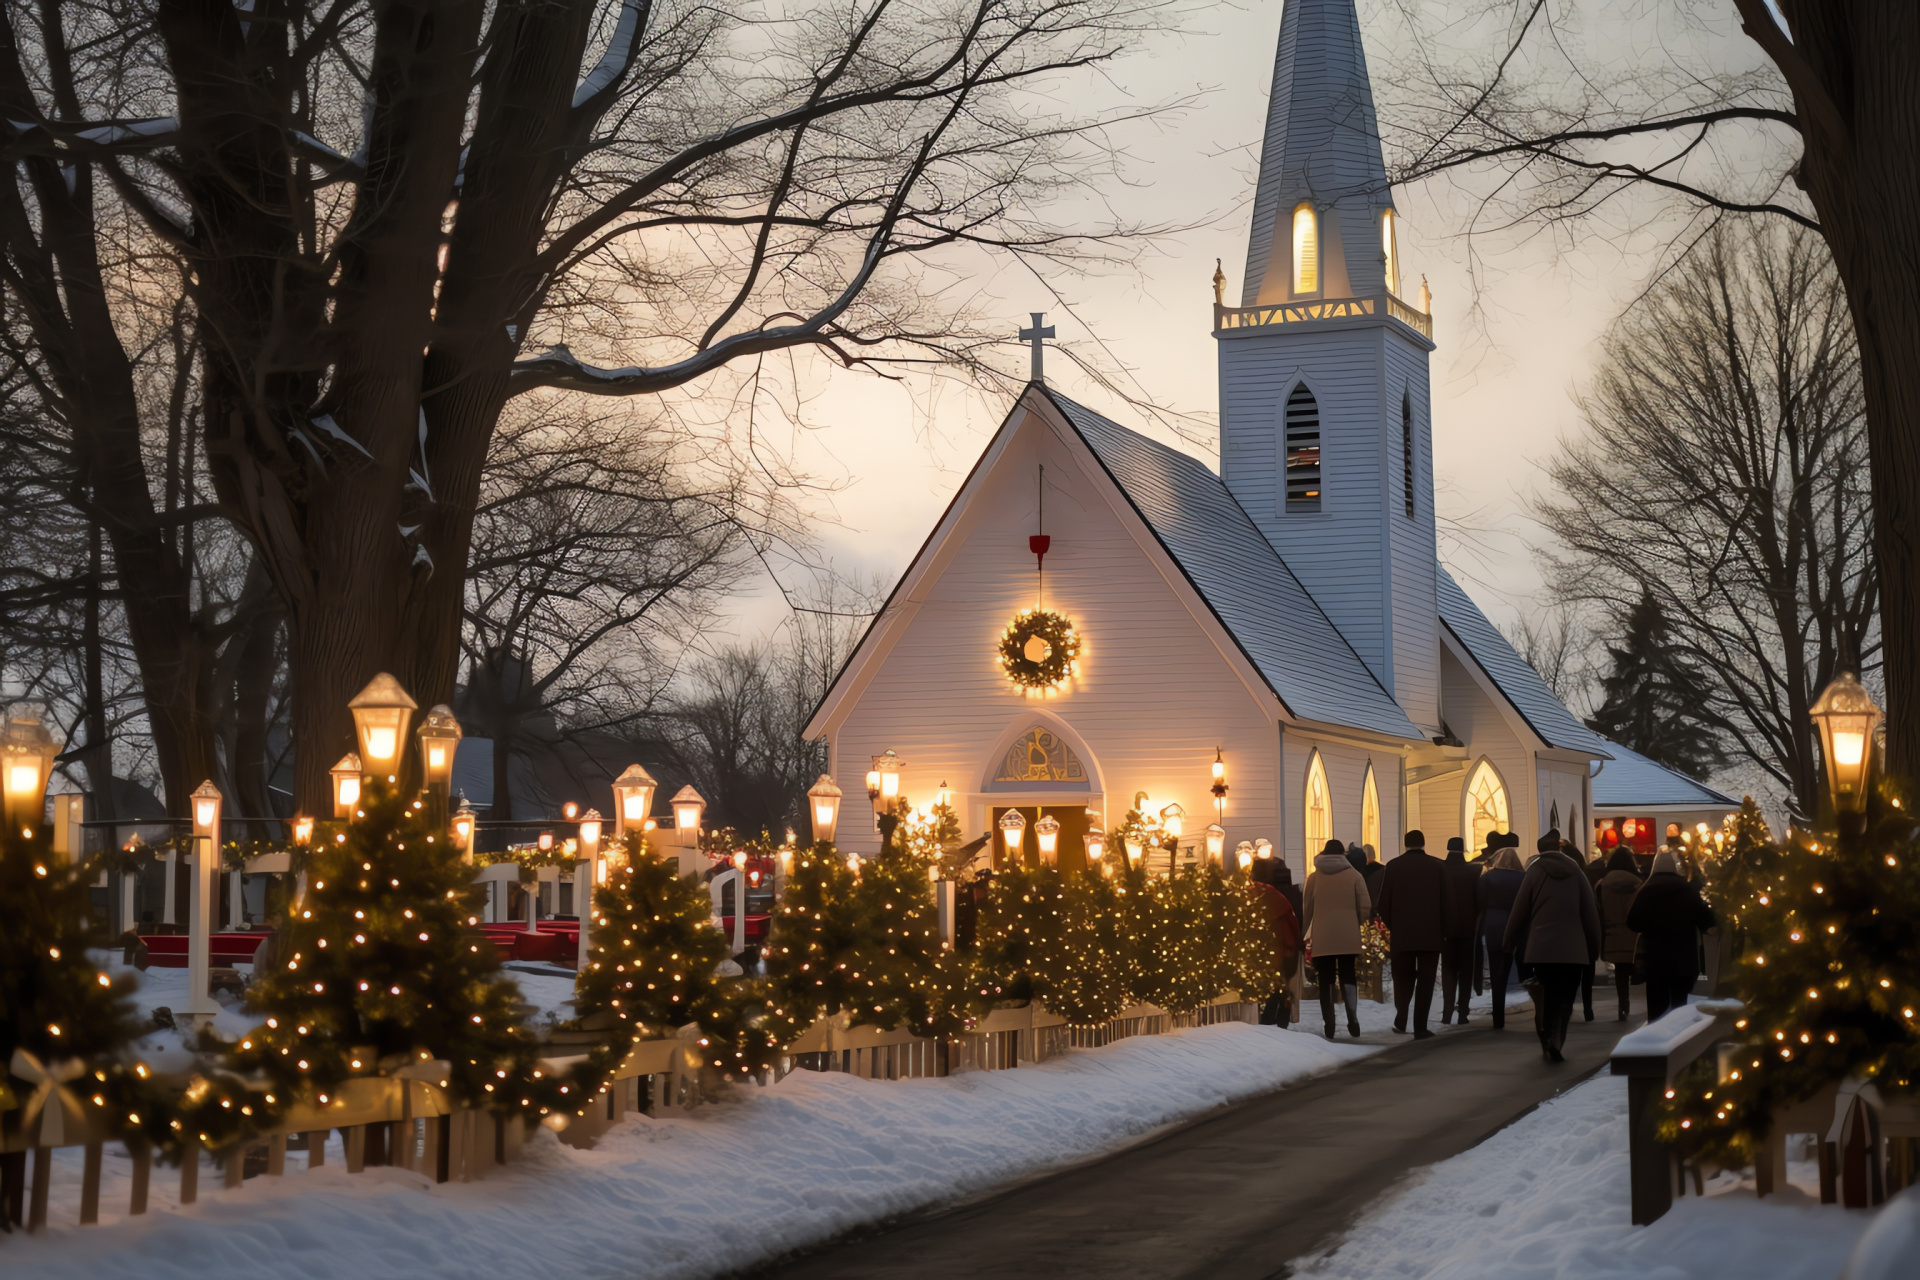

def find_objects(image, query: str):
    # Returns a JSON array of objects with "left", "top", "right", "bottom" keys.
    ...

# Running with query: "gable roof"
[
  {"left": 1043, "top": 389, "right": 1421, "bottom": 741},
  {"left": 1436, "top": 570, "right": 1612, "bottom": 757},
  {"left": 1591, "top": 740, "right": 1736, "bottom": 809}
]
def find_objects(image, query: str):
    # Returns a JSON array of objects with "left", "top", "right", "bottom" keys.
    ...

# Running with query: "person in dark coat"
[
  {"left": 1248, "top": 859, "right": 1301, "bottom": 1028},
  {"left": 1626, "top": 851, "right": 1717, "bottom": 1022},
  {"left": 1439, "top": 837, "right": 1480, "bottom": 1024},
  {"left": 1359, "top": 843, "right": 1388, "bottom": 920},
  {"left": 1596, "top": 847, "right": 1643, "bottom": 1020},
  {"left": 1475, "top": 844, "right": 1526, "bottom": 1029},
  {"left": 1374, "top": 830, "right": 1446, "bottom": 1038},
  {"left": 1272, "top": 858, "right": 1304, "bottom": 929},
  {"left": 1504, "top": 830, "right": 1602, "bottom": 1062},
  {"left": 1565, "top": 839, "right": 1598, "bottom": 1023}
]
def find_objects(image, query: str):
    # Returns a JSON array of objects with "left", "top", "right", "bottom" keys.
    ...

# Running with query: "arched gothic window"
[
  {"left": 1292, "top": 203, "right": 1319, "bottom": 295},
  {"left": 1304, "top": 752, "right": 1333, "bottom": 851},
  {"left": 1402, "top": 390, "right": 1415, "bottom": 519},
  {"left": 1464, "top": 760, "right": 1510, "bottom": 853},
  {"left": 1381, "top": 209, "right": 1399, "bottom": 296},
  {"left": 1360, "top": 763, "right": 1382, "bottom": 853},
  {"left": 1285, "top": 383, "right": 1321, "bottom": 512}
]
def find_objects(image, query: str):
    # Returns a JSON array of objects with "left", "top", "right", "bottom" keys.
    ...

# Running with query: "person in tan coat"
[{"left": 1304, "top": 837, "right": 1372, "bottom": 1039}]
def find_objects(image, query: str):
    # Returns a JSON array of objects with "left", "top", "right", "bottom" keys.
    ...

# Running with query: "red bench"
[{"left": 139, "top": 932, "right": 272, "bottom": 969}]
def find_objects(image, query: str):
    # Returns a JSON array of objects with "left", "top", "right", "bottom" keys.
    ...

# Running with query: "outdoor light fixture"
[
  {"left": 1211, "top": 748, "right": 1228, "bottom": 818},
  {"left": 936, "top": 781, "right": 953, "bottom": 809},
  {"left": 1205, "top": 823, "right": 1226, "bottom": 864},
  {"left": 1254, "top": 838, "right": 1274, "bottom": 861},
  {"left": 451, "top": 805, "right": 476, "bottom": 859},
  {"left": 187, "top": 781, "right": 223, "bottom": 1022},
  {"left": 578, "top": 810, "right": 602, "bottom": 849},
  {"left": 807, "top": 775, "right": 843, "bottom": 844},
  {"left": 611, "top": 764, "right": 658, "bottom": 835},
  {"left": 1809, "top": 672, "right": 1883, "bottom": 817},
  {"left": 416, "top": 704, "right": 462, "bottom": 796},
  {"left": 1160, "top": 803, "right": 1184, "bottom": 840},
  {"left": 292, "top": 815, "right": 315, "bottom": 847},
  {"left": 0, "top": 705, "right": 55, "bottom": 831},
  {"left": 1035, "top": 814, "right": 1061, "bottom": 866},
  {"left": 347, "top": 673, "right": 418, "bottom": 772},
  {"left": 999, "top": 809, "right": 1027, "bottom": 863},
  {"left": 672, "top": 786, "right": 706, "bottom": 835},
  {"left": 1236, "top": 841, "right": 1254, "bottom": 872},
  {"left": 537, "top": 831, "right": 554, "bottom": 852},
  {"left": 329, "top": 753, "right": 363, "bottom": 819},
  {"left": 868, "top": 750, "right": 903, "bottom": 814},
  {"left": 192, "top": 781, "right": 223, "bottom": 836},
  {"left": 1084, "top": 826, "right": 1106, "bottom": 864},
  {"left": 1124, "top": 831, "right": 1144, "bottom": 865}
]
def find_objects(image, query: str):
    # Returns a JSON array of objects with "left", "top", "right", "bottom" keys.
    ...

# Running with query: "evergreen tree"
[
  {"left": 228, "top": 779, "right": 549, "bottom": 1119},
  {"left": 975, "top": 864, "right": 1067, "bottom": 1007},
  {"left": 1658, "top": 788, "right": 1920, "bottom": 1165},
  {"left": 574, "top": 833, "right": 781, "bottom": 1087},
  {"left": 762, "top": 842, "right": 869, "bottom": 1042},
  {"left": 1129, "top": 868, "right": 1216, "bottom": 1015},
  {"left": 0, "top": 825, "right": 160, "bottom": 1149},
  {"left": 1203, "top": 866, "right": 1283, "bottom": 1004},
  {"left": 1586, "top": 588, "right": 1724, "bottom": 777}
]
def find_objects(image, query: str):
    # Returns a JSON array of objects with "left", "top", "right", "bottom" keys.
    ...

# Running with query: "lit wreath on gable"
[{"left": 998, "top": 608, "right": 1081, "bottom": 690}]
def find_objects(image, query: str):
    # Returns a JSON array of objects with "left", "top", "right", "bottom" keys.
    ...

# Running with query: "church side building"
[{"left": 805, "top": 0, "right": 1612, "bottom": 876}]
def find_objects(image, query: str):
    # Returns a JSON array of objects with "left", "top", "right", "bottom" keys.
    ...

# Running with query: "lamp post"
[
  {"left": 1, "top": 705, "right": 54, "bottom": 834},
  {"left": 1211, "top": 748, "right": 1228, "bottom": 823},
  {"left": 416, "top": 704, "right": 462, "bottom": 827},
  {"left": 611, "top": 764, "right": 658, "bottom": 838},
  {"left": 186, "top": 780, "right": 222, "bottom": 1024},
  {"left": 330, "top": 753, "right": 363, "bottom": 819},
  {"left": 867, "top": 750, "right": 903, "bottom": 832},
  {"left": 1084, "top": 825, "right": 1106, "bottom": 867},
  {"left": 451, "top": 804, "right": 476, "bottom": 863},
  {"left": 1254, "top": 838, "right": 1274, "bottom": 863},
  {"left": 999, "top": 808, "right": 1027, "bottom": 867},
  {"left": 807, "top": 775, "right": 843, "bottom": 845},
  {"left": 1035, "top": 813, "right": 1061, "bottom": 867},
  {"left": 1205, "top": 823, "right": 1226, "bottom": 867},
  {"left": 1123, "top": 829, "right": 1144, "bottom": 869},
  {"left": 671, "top": 787, "right": 706, "bottom": 842},
  {"left": 347, "top": 673, "right": 418, "bottom": 779},
  {"left": 1810, "top": 672, "right": 1882, "bottom": 834},
  {"left": 576, "top": 810, "right": 601, "bottom": 969}
]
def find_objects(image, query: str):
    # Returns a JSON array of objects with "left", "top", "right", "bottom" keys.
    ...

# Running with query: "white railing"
[{"left": 1215, "top": 293, "right": 1432, "bottom": 340}]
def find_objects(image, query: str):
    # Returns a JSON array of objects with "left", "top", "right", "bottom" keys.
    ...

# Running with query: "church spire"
[{"left": 1239, "top": 0, "right": 1394, "bottom": 308}]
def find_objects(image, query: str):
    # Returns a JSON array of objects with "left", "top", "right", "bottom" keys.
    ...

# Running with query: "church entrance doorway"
[{"left": 989, "top": 805, "right": 1093, "bottom": 875}]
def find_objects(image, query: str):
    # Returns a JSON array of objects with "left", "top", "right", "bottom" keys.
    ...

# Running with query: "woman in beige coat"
[{"left": 1304, "top": 837, "right": 1372, "bottom": 1038}]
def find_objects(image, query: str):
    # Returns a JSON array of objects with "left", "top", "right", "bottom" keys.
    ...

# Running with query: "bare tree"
[
  {"left": 1501, "top": 602, "right": 1593, "bottom": 713},
  {"left": 1381, "top": 0, "right": 1920, "bottom": 769},
  {"left": 1535, "top": 220, "right": 1875, "bottom": 814},
  {"left": 1, "top": 0, "right": 1182, "bottom": 809},
  {"left": 459, "top": 398, "right": 748, "bottom": 817}
]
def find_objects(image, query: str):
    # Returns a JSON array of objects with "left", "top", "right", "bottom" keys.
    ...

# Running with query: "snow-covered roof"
[
  {"left": 1436, "top": 570, "right": 1612, "bottom": 757},
  {"left": 1046, "top": 389, "right": 1422, "bottom": 741},
  {"left": 1591, "top": 739, "right": 1735, "bottom": 809}
]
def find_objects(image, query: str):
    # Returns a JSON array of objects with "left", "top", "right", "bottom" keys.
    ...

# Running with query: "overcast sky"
[{"left": 713, "top": 0, "right": 1770, "bottom": 659}]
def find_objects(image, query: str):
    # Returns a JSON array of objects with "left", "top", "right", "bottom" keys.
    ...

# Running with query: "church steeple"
[{"left": 1240, "top": 0, "right": 1395, "bottom": 308}]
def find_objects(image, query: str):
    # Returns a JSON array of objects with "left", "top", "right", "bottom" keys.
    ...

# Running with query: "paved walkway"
[{"left": 756, "top": 1005, "right": 1637, "bottom": 1280}]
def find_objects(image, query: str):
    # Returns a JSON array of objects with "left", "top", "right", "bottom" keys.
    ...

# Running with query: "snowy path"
[
  {"left": 1295, "top": 1073, "right": 1868, "bottom": 1280},
  {"left": 1, "top": 1023, "right": 1367, "bottom": 1280},
  {"left": 767, "top": 1003, "right": 1628, "bottom": 1279}
]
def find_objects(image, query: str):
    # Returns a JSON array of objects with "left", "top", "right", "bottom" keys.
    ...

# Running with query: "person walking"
[
  {"left": 1626, "top": 850, "right": 1717, "bottom": 1022},
  {"left": 1303, "top": 837, "right": 1371, "bottom": 1038},
  {"left": 1248, "top": 859, "right": 1301, "bottom": 1028},
  {"left": 1475, "top": 843, "right": 1527, "bottom": 1029},
  {"left": 1503, "top": 830, "right": 1602, "bottom": 1062},
  {"left": 1440, "top": 837, "right": 1479, "bottom": 1024},
  {"left": 1564, "top": 839, "right": 1599, "bottom": 1022},
  {"left": 1359, "top": 843, "right": 1388, "bottom": 920},
  {"left": 1375, "top": 830, "right": 1446, "bottom": 1038},
  {"left": 1596, "top": 846, "right": 1643, "bottom": 1020}
]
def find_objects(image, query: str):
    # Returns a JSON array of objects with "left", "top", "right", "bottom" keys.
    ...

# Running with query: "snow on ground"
[
  {"left": 1295, "top": 1073, "right": 1869, "bottom": 1280},
  {"left": 8, "top": 1021, "right": 1373, "bottom": 1280}
]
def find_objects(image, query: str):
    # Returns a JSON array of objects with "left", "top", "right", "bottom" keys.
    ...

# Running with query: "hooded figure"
[
  {"left": 1304, "top": 838, "right": 1371, "bottom": 1038},
  {"left": 1503, "top": 831, "right": 1602, "bottom": 1061},
  {"left": 1626, "top": 850, "right": 1716, "bottom": 1023},
  {"left": 1439, "top": 837, "right": 1480, "bottom": 1024}
]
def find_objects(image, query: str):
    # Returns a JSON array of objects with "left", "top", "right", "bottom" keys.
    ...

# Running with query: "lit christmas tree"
[
  {"left": 762, "top": 842, "right": 869, "bottom": 1041},
  {"left": 1129, "top": 868, "right": 1217, "bottom": 1014}
]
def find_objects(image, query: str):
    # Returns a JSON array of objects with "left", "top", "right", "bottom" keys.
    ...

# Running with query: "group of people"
[{"left": 1274, "top": 828, "right": 1716, "bottom": 1064}]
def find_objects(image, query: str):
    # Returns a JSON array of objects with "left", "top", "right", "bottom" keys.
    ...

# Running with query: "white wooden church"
[{"left": 808, "top": 0, "right": 1664, "bottom": 878}]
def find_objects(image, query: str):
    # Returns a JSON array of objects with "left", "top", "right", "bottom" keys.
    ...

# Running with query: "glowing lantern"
[
  {"left": 1205, "top": 823, "right": 1226, "bottom": 864},
  {"left": 330, "top": 753, "right": 363, "bottom": 819},
  {"left": 1084, "top": 826, "right": 1106, "bottom": 864},
  {"left": 1809, "top": 672, "right": 1882, "bottom": 816},
  {"left": 416, "top": 704, "right": 462, "bottom": 797},
  {"left": 1160, "top": 803, "right": 1185, "bottom": 840},
  {"left": 672, "top": 786, "right": 706, "bottom": 835},
  {"left": 291, "top": 815, "right": 315, "bottom": 847},
  {"left": 1035, "top": 814, "right": 1061, "bottom": 866},
  {"left": 807, "top": 775, "right": 843, "bottom": 845},
  {"left": 347, "top": 673, "right": 417, "bottom": 772},
  {"left": 0, "top": 705, "right": 54, "bottom": 831},
  {"left": 999, "top": 809, "right": 1027, "bottom": 863},
  {"left": 611, "top": 764, "right": 657, "bottom": 835}
]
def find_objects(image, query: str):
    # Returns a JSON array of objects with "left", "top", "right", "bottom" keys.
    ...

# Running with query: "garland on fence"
[
  {"left": 0, "top": 823, "right": 164, "bottom": 1148},
  {"left": 1656, "top": 787, "right": 1920, "bottom": 1166}
]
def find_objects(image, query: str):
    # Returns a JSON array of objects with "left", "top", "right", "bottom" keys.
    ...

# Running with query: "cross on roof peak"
[{"left": 1019, "top": 312, "right": 1056, "bottom": 384}]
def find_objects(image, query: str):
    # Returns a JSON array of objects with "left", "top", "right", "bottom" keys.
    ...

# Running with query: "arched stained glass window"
[
  {"left": 1304, "top": 752, "right": 1333, "bottom": 851},
  {"left": 1292, "top": 203, "right": 1319, "bottom": 295},
  {"left": 1464, "top": 759, "right": 1510, "bottom": 853},
  {"left": 993, "top": 726, "right": 1088, "bottom": 786},
  {"left": 1285, "top": 383, "right": 1321, "bottom": 512},
  {"left": 1360, "top": 763, "right": 1381, "bottom": 853}
]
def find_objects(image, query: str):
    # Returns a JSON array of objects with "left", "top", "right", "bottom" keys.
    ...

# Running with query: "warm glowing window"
[
  {"left": 1465, "top": 760, "right": 1510, "bottom": 852},
  {"left": 1285, "top": 383, "right": 1321, "bottom": 512},
  {"left": 1361, "top": 764, "right": 1381, "bottom": 852},
  {"left": 1292, "top": 204, "right": 1318, "bottom": 294},
  {"left": 1381, "top": 209, "right": 1399, "bottom": 296},
  {"left": 1305, "top": 752, "right": 1332, "bottom": 850}
]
